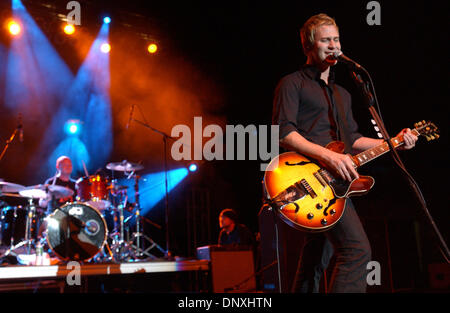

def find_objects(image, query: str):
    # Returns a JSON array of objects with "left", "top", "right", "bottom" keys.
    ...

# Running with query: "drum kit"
[{"left": 0, "top": 160, "right": 166, "bottom": 264}]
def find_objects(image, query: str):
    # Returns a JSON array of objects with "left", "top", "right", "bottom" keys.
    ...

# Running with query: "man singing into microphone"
[{"left": 272, "top": 13, "right": 418, "bottom": 292}]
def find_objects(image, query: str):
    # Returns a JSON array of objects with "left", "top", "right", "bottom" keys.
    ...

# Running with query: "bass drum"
[{"left": 45, "top": 202, "right": 107, "bottom": 261}]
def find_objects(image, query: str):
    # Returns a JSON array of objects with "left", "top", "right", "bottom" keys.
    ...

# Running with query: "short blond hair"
[
  {"left": 300, "top": 13, "right": 338, "bottom": 54},
  {"left": 56, "top": 156, "right": 71, "bottom": 169}
]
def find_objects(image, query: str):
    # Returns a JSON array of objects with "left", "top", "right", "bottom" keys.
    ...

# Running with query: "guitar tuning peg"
[
  {"left": 418, "top": 121, "right": 422, "bottom": 126},
  {"left": 435, "top": 134, "right": 440, "bottom": 139},
  {"left": 422, "top": 120, "right": 426, "bottom": 124},
  {"left": 430, "top": 135, "right": 435, "bottom": 140},
  {"left": 425, "top": 136, "right": 430, "bottom": 141},
  {"left": 414, "top": 123, "right": 418, "bottom": 128}
]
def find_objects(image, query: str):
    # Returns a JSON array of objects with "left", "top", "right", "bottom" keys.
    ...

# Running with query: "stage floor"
[{"left": 0, "top": 259, "right": 210, "bottom": 292}]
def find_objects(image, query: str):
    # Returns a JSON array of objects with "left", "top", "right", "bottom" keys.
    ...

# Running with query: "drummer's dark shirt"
[{"left": 44, "top": 176, "right": 76, "bottom": 204}]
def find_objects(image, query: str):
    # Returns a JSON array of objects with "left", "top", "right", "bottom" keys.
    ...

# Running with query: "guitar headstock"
[{"left": 414, "top": 120, "right": 440, "bottom": 141}]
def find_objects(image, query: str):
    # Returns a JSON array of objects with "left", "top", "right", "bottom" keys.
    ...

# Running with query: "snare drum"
[
  {"left": 45, "top": 202, "right": 107, "bottom": 261},
  {"left": 76, "top": 175, "right": 111, "bottom": 211}
]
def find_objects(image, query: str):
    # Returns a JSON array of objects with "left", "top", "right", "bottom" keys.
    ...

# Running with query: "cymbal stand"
[{"left": 129, "top": 174, "right": 166, "bottom": 259}]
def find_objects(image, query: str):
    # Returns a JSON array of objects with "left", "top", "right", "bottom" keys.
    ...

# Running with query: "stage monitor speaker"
[{"left": 197, "top": 245, "right": 256, "bottom": 292}]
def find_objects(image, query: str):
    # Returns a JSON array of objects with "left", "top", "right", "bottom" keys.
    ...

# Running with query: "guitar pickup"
[{"left": 298, "top": 179, "right": 317, "bottom": 199}]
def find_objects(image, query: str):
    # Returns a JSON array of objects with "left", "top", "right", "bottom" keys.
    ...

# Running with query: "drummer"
[{"left": 39, "top": 156, "right": 77, "bottom": 212}]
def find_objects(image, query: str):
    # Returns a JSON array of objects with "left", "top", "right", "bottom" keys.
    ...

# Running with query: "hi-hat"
[
  {"left": 106, "top": 160, "right": 143, "bottom": 172},
  {"left": 19, "top": 184, "right": 74, "bottom": 199},
  {"left": 0, "top": 181, "right": 25, "bottom": 193}
]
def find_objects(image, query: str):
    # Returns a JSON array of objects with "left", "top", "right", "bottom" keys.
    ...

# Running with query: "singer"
[{"left": 271, "top": 13, "right": 418, "bottom": 292}]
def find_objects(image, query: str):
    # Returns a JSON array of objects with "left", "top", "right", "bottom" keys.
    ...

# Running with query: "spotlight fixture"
[
  {"left": 188, "top": 163, "right": 198, "bottom": 172},
  {"left": 100, "top": 42, "right": 111, "bottom": 53},
  {"left": 7, "top": 20, "right": 21, "bottom": 36},
  {"left": 64, "top": 119, "right": 82, "bottom": 135},
  {"left": 103, "top": 16, "right": 111, "bottom": 24},
  {"left": 63, "top": 23, "right": 75, "bottom": 35},
  {"left": 147, "top": 43, "right": 158, "bottom": 54}
]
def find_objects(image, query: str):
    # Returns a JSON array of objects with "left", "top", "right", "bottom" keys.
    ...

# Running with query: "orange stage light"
[
  {"left": 147, "top": 43, "right": 158, "bottom": 54},
  {"left": 64, "top": 24, "right": 75, "bottom": 35},
  {"left": 8, "top": 20, "right": 21, "bottom": 36}
]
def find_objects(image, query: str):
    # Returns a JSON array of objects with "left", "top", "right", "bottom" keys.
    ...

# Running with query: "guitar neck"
[{"left": 353, "top": 129, "right": 420, "bottom": 167}]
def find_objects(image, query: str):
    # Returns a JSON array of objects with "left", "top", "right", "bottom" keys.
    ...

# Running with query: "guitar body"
[
  {"left": 264, "top": 141, "right": 375, "bottom": 232},
  {"left": 263, "top": 121, "right": 439, "bottom": 232}
]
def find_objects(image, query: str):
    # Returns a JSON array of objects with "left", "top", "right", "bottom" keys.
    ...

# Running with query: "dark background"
[{"left": 0, "top": 0, "right": 448, "bottom": 291}]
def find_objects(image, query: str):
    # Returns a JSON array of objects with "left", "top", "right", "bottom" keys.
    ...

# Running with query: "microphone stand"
[
  {"left": 350, "top": 66, "right": 450, "bottom": 263},
  {"left": 130, "top": 117, "right": 175, "bottom": 259},
  {"left": 0, "top": 126, "right": 20, "bottom": 163}
]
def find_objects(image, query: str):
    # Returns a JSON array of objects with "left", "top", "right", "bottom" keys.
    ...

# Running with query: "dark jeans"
[{"left": 291, "top": 199, "right": 371, "bottom": 293}]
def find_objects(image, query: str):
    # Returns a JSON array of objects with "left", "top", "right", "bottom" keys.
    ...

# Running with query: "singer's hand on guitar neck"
[
  {"left": 320, "top": 149, "right": 359, "bottom": 182},
  {"left": 397, "top": 128, "right": 418, "bottom": 150}
]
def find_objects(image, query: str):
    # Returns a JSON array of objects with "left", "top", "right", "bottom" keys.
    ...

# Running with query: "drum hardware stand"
[
  {"left": 1, "top": 198, "right": 37, "bottom": 257},
  {"left": 129, "top": 174, "right": 166, "bottom": 260},
  {"left": 105, "top": 184, "right": 136, "bottom": 261},
  {"left": 108, "top": 202, "right": 137, "bottom": 262}
]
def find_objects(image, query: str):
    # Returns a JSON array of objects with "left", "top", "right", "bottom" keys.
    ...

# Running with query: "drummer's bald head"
[{"left": 56, "top": 156, "right": 72, "bottom": 173}]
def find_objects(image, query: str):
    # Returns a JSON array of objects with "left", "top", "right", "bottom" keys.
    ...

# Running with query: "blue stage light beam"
[
  {"left": 0, "top": 44, "right": 6, "bottom": 83},
  {"left": 5, "top": 0, "right": 73, "bottom": 112},
  {"left": 6, "top": 0, "right": 78, "bottom": 180},
  {"left": 12, "top": 0, "right": 25, "bottom": 10},
  {"left": 47, "top": 137, "right": 90, "bottom": 177},
  {"left": 43, "top": 22, "right": 112, "bottom": 176},
  {"left": 118, "top": 168, "right": 189, "bottom": 216}
]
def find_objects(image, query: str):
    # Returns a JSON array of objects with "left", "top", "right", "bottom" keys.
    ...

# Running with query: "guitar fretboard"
[{"left": 353, "top": 129, "right": 419, "bottom": 167}]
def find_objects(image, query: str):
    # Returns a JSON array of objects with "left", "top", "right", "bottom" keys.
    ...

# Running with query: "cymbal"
[
  {"left": 106, "top": 160, "right": 144, "bottom": 172},
  {"left": 0, "top": 181, "right": 26, "bottom": 193},
  {"left": 19, "top": 184, "right": 74, "bottom": 199},
  {"left": 0, "top": 192, "right": 26, "bottom": 198}
]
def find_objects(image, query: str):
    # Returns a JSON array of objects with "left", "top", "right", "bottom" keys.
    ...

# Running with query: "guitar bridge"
[
  {"left": 269, "top": 178, "right": 319, "bottom": 210},
  {"left": 270, "top": 183, "right": 307, "bottom": 209}
]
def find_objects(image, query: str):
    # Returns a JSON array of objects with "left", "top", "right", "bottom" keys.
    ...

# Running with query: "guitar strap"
[{"left": 332, "top": 84, "right": 353, "bottom": 153}]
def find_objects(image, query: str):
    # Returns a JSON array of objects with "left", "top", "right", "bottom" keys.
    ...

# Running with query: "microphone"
[
  {"left": 18, "top": 113, "right": 24, "bottom": 142},
  {"left": 126, "top": 104, "right": 135, "bottom": 130},
  {"left": 332, "top": 51, "right": 362, "bottom": 69}
]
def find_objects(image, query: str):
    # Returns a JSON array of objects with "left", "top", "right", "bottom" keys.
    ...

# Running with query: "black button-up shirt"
[{"left": 272, "top": 65, "right": 362, "bottom": 149}]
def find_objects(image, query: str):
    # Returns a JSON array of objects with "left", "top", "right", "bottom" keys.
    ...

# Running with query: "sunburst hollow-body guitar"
[{"left": 263, "top": 121, "right": 439, "bottom": 232}]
